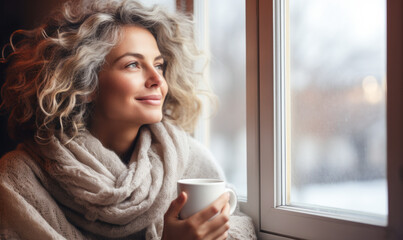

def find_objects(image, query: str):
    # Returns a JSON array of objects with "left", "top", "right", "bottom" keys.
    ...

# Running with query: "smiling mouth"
[{"left": 135, "top": 95, "right": 162, "bottom": 106}]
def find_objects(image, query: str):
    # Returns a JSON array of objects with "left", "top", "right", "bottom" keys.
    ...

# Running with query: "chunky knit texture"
[{"left": 0, "top": 121, "right": 256, "bottom": 239}]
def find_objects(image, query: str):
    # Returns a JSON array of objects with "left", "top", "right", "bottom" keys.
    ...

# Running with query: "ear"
[{"left": 83, "top": 91, "right": 97, "bottom": 103}]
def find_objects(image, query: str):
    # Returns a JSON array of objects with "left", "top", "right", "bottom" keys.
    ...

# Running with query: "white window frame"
[{"left": 239, "top": 0, "right": 403, "bottom": 239}]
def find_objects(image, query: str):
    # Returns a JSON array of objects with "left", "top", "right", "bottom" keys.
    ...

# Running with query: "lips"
[{"left": 135, "top": 95, "right": 163, "bottom": 106}]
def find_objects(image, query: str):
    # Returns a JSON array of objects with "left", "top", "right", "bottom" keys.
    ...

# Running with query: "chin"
[{"left": 146, "top": 115, "right": 164, "bottom": 124}]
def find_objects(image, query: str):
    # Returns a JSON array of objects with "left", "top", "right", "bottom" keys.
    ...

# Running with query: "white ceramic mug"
[{"left": 177, "top": 178, "right": 237, "bottom": 219}]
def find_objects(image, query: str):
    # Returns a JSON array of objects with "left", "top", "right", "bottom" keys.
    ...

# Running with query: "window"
[
  {"left": 192, "top": 0, "right": 247, "bottom": 199},
  {"left": 173, "top": 0, "right": 402, "bottom": 238},
  {"left": 241, "top": 0, "right": 403, "bottom": 239},
  {"left": 287, "top": 0, "right": 387, "bottom": 219}
]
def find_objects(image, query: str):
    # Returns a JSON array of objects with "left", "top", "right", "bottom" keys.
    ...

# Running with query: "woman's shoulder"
[
  {"left": 184, "top": 135, "right": 226, "bottom": 180},
  {"left": 1, "top": 144, "right": 31, "bottom": 164},
  {"left": 158, "top": 120, "right": 212, "bottom": 158},
  {"left": 0, "top": 145, "right": 36, "bottom": 182}
]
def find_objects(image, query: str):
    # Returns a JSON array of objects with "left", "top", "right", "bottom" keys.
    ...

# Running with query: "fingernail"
[{"left": 181, "top": 192, "right": 187, "bottom": 201}]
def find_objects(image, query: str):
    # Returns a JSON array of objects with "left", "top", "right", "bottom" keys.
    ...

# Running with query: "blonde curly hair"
[{"left": 1, "top": 0, "right": 207, "bottom": 142}]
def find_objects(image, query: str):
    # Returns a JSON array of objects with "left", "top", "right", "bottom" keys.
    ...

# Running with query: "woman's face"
[{"left": 93, "top": 25, "right": 168, "bottom": 129}]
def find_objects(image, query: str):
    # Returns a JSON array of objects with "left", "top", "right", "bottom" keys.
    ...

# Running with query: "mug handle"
[{"left": 225, "top": 188, "right": 238, "bottom": 215}]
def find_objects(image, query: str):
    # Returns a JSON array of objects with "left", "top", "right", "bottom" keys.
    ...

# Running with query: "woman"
[{"left": 0, "top": 0, "right": 256, "bottom": 239}]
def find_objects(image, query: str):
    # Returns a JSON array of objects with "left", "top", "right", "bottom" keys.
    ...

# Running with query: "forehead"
[{"left": 106, "top": 25, "right": 161, "bottom": 61}]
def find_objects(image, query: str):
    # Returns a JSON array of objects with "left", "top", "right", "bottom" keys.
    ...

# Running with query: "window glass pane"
[
  {"left": 208, "top": 0, "right": 247, "bottom": 198},
  {"left": 288, "top": 0, "right": 387, "bottom": 217}
]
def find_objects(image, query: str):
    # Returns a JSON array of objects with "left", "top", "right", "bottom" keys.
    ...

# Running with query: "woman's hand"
[{"left": 162, "top": 191, "right": 231, "bottom": 240}]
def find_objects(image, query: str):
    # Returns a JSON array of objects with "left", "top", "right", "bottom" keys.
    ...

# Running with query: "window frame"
[{"left": 240, "top": 0, "right": 403, "bottom": 239}]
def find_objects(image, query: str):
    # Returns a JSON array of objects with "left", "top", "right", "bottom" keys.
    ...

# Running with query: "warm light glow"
[{"left": 362, "top": 75, "right": 383, "bottom": 104}]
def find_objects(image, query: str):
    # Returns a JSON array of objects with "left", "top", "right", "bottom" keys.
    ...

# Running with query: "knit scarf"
[{"left": 23, "top": 121, "right": 190, "bottom": 239}]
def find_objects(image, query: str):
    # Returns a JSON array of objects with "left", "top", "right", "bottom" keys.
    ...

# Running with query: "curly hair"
[{"left": 1, "top": 0, "right": 208, "bottom": 143}]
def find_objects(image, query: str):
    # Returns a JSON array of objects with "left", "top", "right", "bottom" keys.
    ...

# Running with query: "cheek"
[
  {"left": 95, "top": 75, "right": 141, "bottom": 119},
  {"left": 162, "top": 81, "right": 168, "bottom": 97},
  {"left": 99, "top": 74, "right": 137, "bottom": 99}
]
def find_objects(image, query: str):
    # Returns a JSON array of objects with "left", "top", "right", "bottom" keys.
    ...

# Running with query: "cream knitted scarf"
[{"left": 23, "top": 121, "right": 190, "bottom": 239}]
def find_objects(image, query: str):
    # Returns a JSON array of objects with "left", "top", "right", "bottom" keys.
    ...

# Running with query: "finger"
[
  {"left": 205, "top": 207, "right": 230, "bottom": 232},
  {"left": 204, "top": 219, "right": 230, "bottom": 240},
  {"left": 164, "top": 192, "right": 187, "bottom": 219},
  {"left": 194, "top": 203, "right": 230, "bottom": 240},
  {"left": 194, "top": 192, "right": 229, "bottom": 222},
  {"left": 216, "top": 231, "right": 229, "bottom": 240},
  {"left": 222, "top": 202, "right": 230, "bottom": 215}
]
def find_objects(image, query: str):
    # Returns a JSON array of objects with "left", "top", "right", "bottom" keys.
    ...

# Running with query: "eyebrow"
[{"left": 113, "top": 52, "right": 164, "bottom": 63}]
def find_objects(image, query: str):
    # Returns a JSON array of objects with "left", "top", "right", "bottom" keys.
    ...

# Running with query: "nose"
[{"left": 145, "top": 67, "right": 164, "bottom": 88}]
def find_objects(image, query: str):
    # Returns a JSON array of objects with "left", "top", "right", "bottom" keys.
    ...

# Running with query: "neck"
[{"left": 89, "top": 119, "right": 140, "bottom": 159}]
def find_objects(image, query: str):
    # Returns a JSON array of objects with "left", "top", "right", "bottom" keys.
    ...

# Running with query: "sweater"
[{"left": 0, "top": 121, "right": 256, "bottom": 239}]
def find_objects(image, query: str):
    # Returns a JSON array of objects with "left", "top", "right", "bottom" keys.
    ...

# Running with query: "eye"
[
  {"left": 155, "top": 63, "right": 165, "bottom": 72},
  {"left": 126, "top": 62, "right": 139, "bottom": 69}
]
